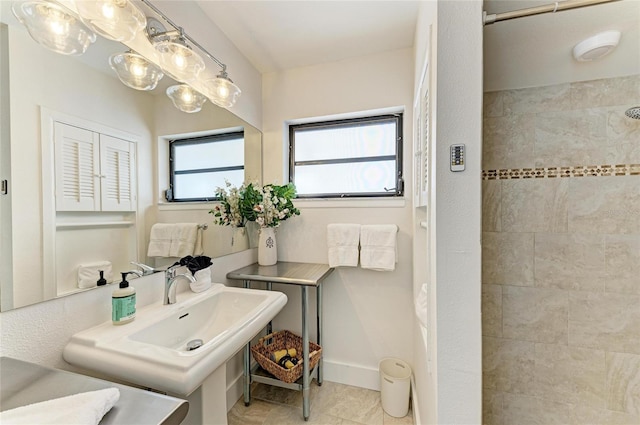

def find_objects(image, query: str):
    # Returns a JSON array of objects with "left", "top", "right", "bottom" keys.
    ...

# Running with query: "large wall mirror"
[{"left": 0, "top": 5, "right": 262, "bottom": 312}]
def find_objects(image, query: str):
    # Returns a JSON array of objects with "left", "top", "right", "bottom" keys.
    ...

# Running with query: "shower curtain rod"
[{"left": 483, "top": 0, "right": 620, "bottom": 25}]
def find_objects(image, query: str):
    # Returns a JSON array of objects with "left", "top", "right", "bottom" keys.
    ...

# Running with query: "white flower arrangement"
[
  {"left": 209, "top": 181, "right": 300, "bottom": 229},
  {"left": 209, "top": 181, "right": 246, "bottom": 227}
]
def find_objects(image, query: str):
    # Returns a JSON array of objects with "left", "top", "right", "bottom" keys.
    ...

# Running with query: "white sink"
[{"left": 63, "top": 284, "right": 287, "bottom": 396}]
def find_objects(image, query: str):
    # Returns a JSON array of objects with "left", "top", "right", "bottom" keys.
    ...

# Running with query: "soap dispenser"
[
  {"left": 112, "top": 272, "right": 136, "bottom": 325},
  {"left": 97, "top": 270, "right": 107, "bottom": 286}
]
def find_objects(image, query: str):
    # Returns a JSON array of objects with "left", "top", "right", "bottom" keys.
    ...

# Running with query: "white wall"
[
  {"left": 421, "top": 1, "right": 484, "bottom": 424},
  {"left": 261, "top": 48, "right": 415, "bottom": 389}
]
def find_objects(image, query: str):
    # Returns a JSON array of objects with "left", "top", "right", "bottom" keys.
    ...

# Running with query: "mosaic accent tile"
[{"left": 481, "top": 163, "right": 640, "bottom": 180}]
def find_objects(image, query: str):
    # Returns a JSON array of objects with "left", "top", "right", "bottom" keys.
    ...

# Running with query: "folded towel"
[
  {"left": 327, "top": 223, "right": 361, "bottom": 267},
  {"left": 170, "top": 223, "right": 199, "bottom": 257},
  {"left": 147, "top": 223, "right": 174, "bottom": 257},
  {"left": 190, "top": 266, "right": 212, "bottom": 293},
  {"left": 77, "top": 261, "right": 113, "bottom": 289},
  {"left": 415, "top": 283, "right": 428, "bottom": 329},
  {"left": 360, "top": 224, "right": 398, "bottom": 271},
  {"left": 0, "top": 387, "right": 120, "bottom": 425},
  {"left": 147, "top": 223, "right": 200, "bottom": 258}
]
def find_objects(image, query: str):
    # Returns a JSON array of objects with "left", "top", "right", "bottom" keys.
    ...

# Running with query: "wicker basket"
[{"left": 251, "top": 330, "right": 322, "bottom": 384}]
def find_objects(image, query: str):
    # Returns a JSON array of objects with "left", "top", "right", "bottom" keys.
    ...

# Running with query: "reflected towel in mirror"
[
  {"left": 77, "top": 261, "right": 113, "bottom": 289},
  {"left": 147, "top": 223, "right": 202, "bottom": 257}
]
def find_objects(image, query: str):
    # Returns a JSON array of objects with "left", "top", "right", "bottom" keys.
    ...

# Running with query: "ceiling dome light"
[
  {"left": 203, "top": 71, "right": 242, "bottom": 108},
  {"left": 12, "top": 0, "right": 96, "bottom": 56},
  {"left": 109, "top": 51, "right": 164, "bottom": 91},
  {"left": 75, "top": 0, "right": 146, "bottom": 42},
  {"left": 155, "top": 39, "right": 205, "bottom": 83},
  {"left": 166, "top": 84, "right": 207, "bottom": 113},
  {"left": 573, "top": 30, "right": 621, "bottom": 62}
]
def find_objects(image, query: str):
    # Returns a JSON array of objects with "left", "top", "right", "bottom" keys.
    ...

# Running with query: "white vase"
[
  {"left": 231, "top": 227, "right": 249, "bottom": 253},
  {"left": 258, "top": 227, "right": 277, "bottom": 266}
]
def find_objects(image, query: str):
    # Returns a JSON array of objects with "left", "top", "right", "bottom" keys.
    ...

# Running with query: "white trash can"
[{"left": 379, "top": 357, "right": 412, "bottom": 417}]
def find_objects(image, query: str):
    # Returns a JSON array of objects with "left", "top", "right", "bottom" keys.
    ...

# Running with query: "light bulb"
[
  {"left": 100, "top": 2, "right": 115, "bottom": 20},
  {"left": 48, "top": 13, "right": 69, "bottom": 35},
  {"left": 217, "top": 85, "right": 229, "bottom": 99},
  {"left": 182, "top": 91, "right": 193, "bottom": 103},
  {"left": 130, "top": 61, "right": 145, "bottom": 77},
  {"left": 172, "top": 52, "right": 187, "bottom": 70}
]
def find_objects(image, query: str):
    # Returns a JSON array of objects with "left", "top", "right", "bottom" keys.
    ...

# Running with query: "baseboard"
[
  {"left": 323, "top": 359, "right": 380, "bottom": 391},
  {"left": 227, "top": 359, "right": 385, "bottom": 408}
]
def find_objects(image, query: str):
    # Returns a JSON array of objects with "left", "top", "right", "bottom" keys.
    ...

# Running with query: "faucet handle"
[{"left": 130, "top": 261, "right": 155, "bottom": 275}]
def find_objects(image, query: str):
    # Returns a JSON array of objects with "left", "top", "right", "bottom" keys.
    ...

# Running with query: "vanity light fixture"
[
  {"left": 74, "top": 0, "right": 146, "bottom": 43},
  {"left": 12, "top": 0, "right": 96, "bottom": 56},
  {"left": 203, "top": 70, "right": 242, "bottom": 108},
  {"left": 166, "top": 84, "right": 207, "bottom": 113},
  {"left": 140, "top": 0, "right": 241, "bottom": 108},
  {"left": 109, "top": 50, "right": 164, "bottom": 91}
]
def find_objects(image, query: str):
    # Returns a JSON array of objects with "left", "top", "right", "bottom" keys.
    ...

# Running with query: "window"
[
  {"left": 168, "top": 131, "right": 244, "bottom": 202},
  {"left": 289, "top": 114, "right": 403, "bottom": 198}
]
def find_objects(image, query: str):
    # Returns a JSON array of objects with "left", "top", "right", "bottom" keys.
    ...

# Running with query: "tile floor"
[{"left": 227, "top": 380, "right": 414, "bottom": 425}]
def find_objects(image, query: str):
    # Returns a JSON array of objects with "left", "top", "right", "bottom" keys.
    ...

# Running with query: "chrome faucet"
[
  {"left": 164, "top": 265, "right": 196, "bottom": 305},
  {"left": 130, "top": 261, "right": 155, "bottom": 276}
]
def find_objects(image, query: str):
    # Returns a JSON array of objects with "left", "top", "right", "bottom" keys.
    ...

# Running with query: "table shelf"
[{"left": 227, "top": 261, "right": 334, "bottom": 421}]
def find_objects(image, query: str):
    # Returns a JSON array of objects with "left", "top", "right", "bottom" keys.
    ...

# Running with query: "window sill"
[
  {"left": 293, "top": 197, "right": 406, "bottom": 209},
  {"left": 158, "top": 197, "right": 407, "bottom": 211},
  {"left": 157, "top": 201, "right": 216, "bottom": 211}
]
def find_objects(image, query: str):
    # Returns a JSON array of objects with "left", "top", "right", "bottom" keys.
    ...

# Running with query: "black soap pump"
[
  {"left": 112, "top": 272, "right": 136, "bottom": 325},
  {"left": 97, "top": 270, "right": 107, "bottom": 286}
]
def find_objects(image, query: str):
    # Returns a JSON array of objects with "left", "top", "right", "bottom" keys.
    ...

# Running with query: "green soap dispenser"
[
  {"left": 97, "top": 270, "right": 107, "bottom": 286},
  {"left": 112, "top": 272, "right": 136, "bottom": 325}
]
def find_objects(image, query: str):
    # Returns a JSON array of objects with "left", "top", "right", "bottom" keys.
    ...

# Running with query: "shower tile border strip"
[{"left": 482, "top": 164, "right": 640, "bottom": 180}]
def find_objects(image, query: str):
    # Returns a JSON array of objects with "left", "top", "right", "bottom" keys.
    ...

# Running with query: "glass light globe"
[
  {"left": 154, "top": 40, "right": 205, "bottom": 83},
  {"left": 109, "top": 51, "right": 164, "bottom": 91},
  {"left": 166, "top": 84, "right": 207, "bottom": 113},
  {"left": 203, "top": 73, "right": 242, "bottom": 108},
  {"left": 12, "top": 0, "right": 96, "bottom": 56},
  {"left": 75, "top": 0, "right": 146, "bottom": 42}
]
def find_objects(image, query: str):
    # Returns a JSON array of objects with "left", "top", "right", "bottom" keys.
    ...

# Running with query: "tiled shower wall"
[{"left": 481, "top": 75, "right": 640, "bottom": 425}]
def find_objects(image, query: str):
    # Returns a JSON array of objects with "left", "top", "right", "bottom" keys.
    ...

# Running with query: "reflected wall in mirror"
[{"left": 0, "top": 9, "right": 262, "bottom": 312}]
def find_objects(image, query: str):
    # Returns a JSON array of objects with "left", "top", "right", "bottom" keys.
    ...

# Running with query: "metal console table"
[{"left": 226, "top": 261, "right": 334, "bottom": 421}]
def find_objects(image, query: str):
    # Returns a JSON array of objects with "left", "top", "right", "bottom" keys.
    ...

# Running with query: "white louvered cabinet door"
[
  {"left": 99, "top": 134, "right": 136, "bottom": 211},
  {"left": 54, "top": 122, "right": 100, "bottom": 211}
]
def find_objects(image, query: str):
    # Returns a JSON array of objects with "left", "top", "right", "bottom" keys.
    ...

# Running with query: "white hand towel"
[
  {"left": 190, "top": 266, "right": 212, "bottom": 293},
  {"left": 415, "top": 283, "right": 429, "bottom": 329},
  {"left": 169, "top": 223, "right": 199, "bottom": 257},
  {"left": 0, "top": 387, "right": 120, "bottom": 425},
  {"left": 147, "top": 223, "right": 174, "bottom": 257},
  {"left": 327, "top": 223, "right": 361, "bottom": 267},
  {"left": 147, "top": 223, "right": 200, "bottom": 257},
  {"left": 360, "top": 224, "right": 398, "bottom": 271},
  {"left": 77, "top": 261, "right": 113, "bottom": 289}
]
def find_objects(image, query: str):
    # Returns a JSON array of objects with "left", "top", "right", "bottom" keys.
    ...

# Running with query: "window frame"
[
  {"left": 168, "top": 131, "right": 244, "bottom": 202},
  {"left": 288, "top": 114, "right": 404, "bottom": 199}
]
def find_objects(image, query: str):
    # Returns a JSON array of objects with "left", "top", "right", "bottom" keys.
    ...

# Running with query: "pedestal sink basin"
[{"left": 63, "top": 284, "right": 287, "bottom": 396}]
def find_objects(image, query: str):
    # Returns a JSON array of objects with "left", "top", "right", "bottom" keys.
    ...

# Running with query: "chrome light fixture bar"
[{"left": 140, "top": 0, "right": 241, "bottom": 108}]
